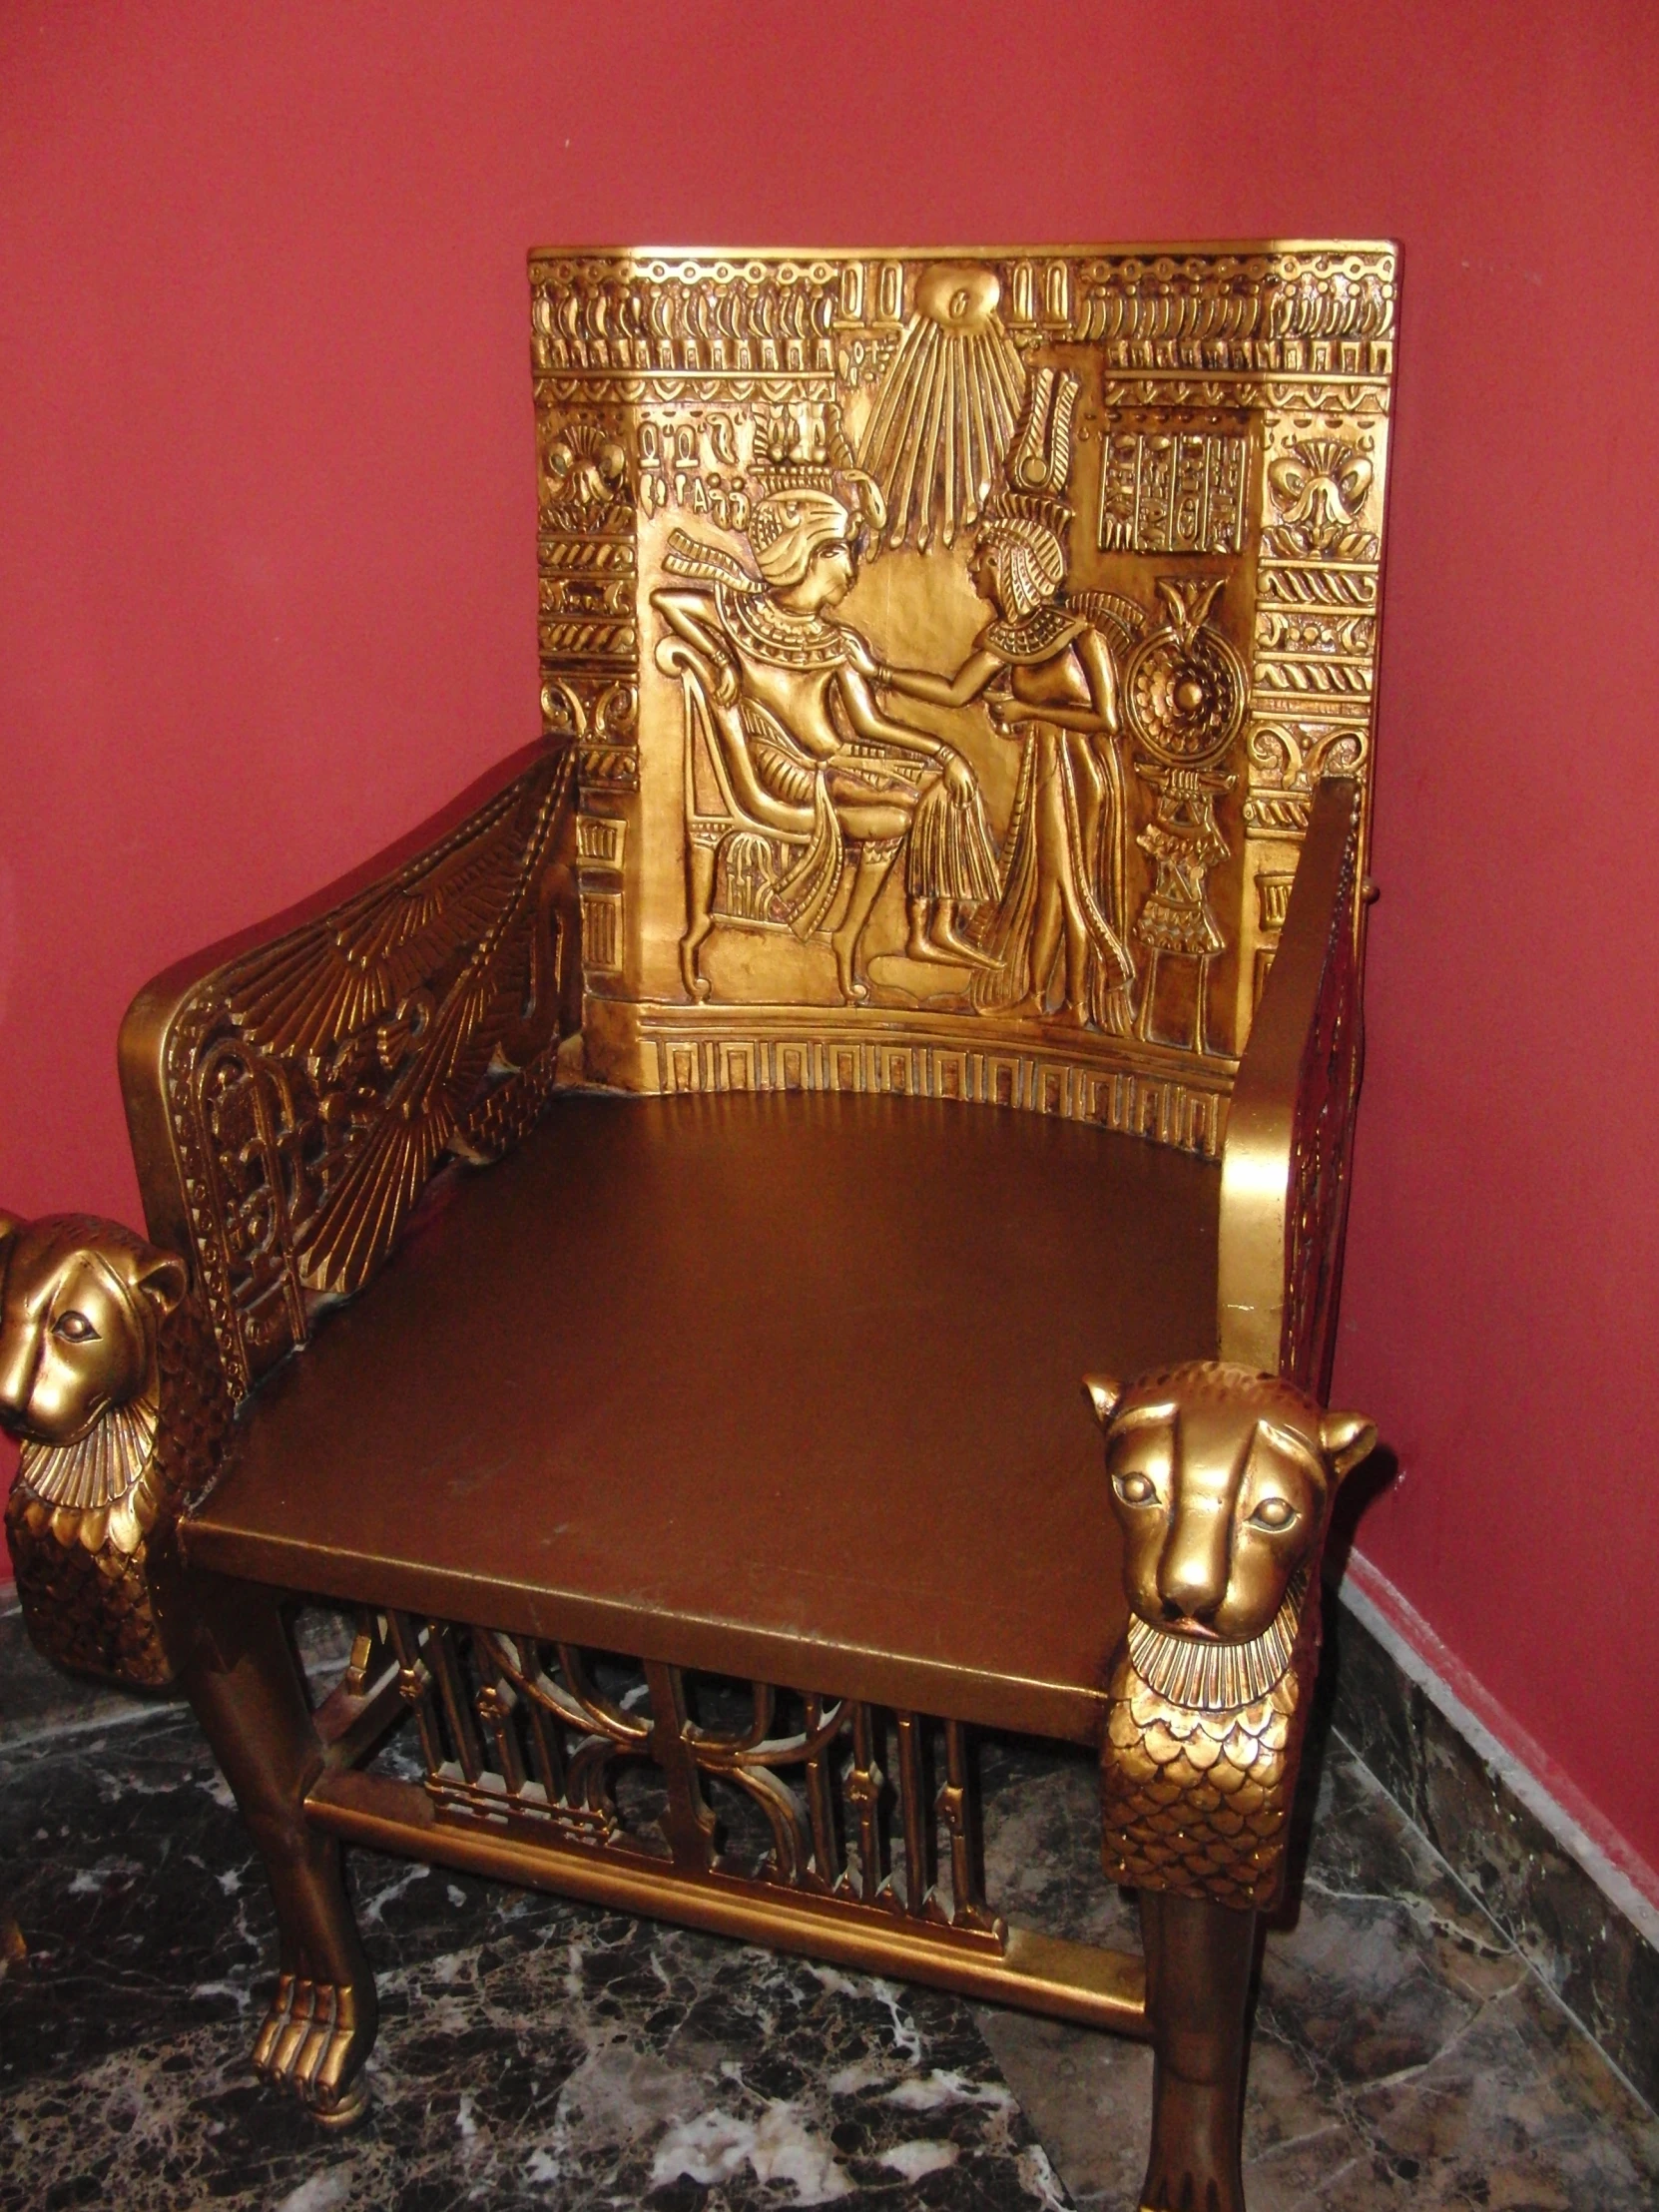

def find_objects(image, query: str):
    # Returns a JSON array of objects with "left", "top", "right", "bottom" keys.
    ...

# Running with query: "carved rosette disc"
[{"left": 1122, "top": 620, "right": 1249, "bottom": 771}]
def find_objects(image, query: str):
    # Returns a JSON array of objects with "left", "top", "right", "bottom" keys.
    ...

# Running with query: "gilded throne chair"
[{"left": 2, "top": 243, "right": 1396, "bottom": 2212}]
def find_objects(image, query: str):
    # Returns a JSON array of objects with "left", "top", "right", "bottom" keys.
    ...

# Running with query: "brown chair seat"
[{"left": 183, "top": 1091, "right": 1219, "bottom": 1741}]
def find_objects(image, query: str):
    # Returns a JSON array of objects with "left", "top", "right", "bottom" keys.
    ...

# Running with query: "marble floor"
[{"left": 1, "top": 1607, "right": 1655, "bottom": 2211}]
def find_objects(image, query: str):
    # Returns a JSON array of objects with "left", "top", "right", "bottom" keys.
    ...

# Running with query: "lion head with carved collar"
[
  {"left": 0, "top": 1211, "right": 232, "bottom": 1684},
  {"left": 0, "top": 1213, "right": 223, "bottom": 1555},
  {"left": 1088, "top": 1362, "right": 1373, "bottom": 1655},
  {"left": 1087, "top": 1361, "right": 1376, "bottom": 1908}
]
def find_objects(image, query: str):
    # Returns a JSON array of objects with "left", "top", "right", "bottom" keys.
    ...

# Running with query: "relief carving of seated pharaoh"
[{"left": 651, "top": 417, "right": 998, "bottom": 1004}]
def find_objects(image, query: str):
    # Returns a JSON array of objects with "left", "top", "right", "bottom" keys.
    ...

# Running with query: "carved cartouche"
[
  {"left": 0, "top": 1211, "right": 230, "bottom": 1686},
  {"left": 1086, "top": 1361, "right": 1374, "bottom": 1910}
]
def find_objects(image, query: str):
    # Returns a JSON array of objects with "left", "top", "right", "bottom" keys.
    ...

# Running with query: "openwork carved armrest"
[
  {"left": 119, "top": 741, "right": 581, "bottom": 1397},
  {"left": 1218, "top": 776, "right": 1366, "bottom": 1390},
  {"left": 1087, "top": 1362, "right": 1374, "bottom": 1913},
  {"left": 1, "top": 1212, "right": 232, "bottom": 1685}
]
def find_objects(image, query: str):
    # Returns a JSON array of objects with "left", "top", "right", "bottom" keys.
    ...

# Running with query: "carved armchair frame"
[{"left": 3, "top": 244, "right": 1392, "bottom": 2212}]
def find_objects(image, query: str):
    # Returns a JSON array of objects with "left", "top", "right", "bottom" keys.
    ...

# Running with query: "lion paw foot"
[
  {"left": 1140, "top": 2168, "right": 1243, "bottom": 2212},
  {"left": 252, "top": 1971, "right": 373, "bottom": 2126},
  {"left": 1137, "top": 2076, "right": 1246, "bottom": 2212}
]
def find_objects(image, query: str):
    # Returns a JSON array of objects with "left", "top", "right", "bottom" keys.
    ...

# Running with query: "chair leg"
[
  {"left": 181, "top": 1578, "right": 378, "bottom": 2125},
  {"left": 1136, "top": 1889, "right": 1256, "bottom": 2212}
]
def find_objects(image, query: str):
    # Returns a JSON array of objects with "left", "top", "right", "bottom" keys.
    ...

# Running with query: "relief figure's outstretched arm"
[
  {"left": 858, "top": 646, "right": 1006, "bottom": 711},
  {"left": 833, "top": 664, "right": 953, "bottom": 763},
  {"left": 993, "top": 632, "right": 1122, "bottom": 737}
]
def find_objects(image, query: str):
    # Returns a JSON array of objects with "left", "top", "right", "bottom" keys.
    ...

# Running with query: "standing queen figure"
[{"left": 855, "top": 369, "right": 1138, "bottom": 1032}]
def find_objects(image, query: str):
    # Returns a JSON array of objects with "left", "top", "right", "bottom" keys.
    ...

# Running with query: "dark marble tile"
[
  {"left": 978, "top": 1734, "right": 1140, "bottom": 1955},
  {"left": 1321, "top": 1981, "right": 1659, "bottom": 2210},
  {"left": 1323, "top": 1592, "right": 1659, "bottom": 2115},
  {"left": 971, "top": 1737, "right": 1659, "bottom": 2210},
  {"left": 0, "top": 1705, "right": 1069, "bottom": 2210},
  {"left": 0, "top": 1597, "right": 356, "bottom": 1755},
  {"left": 0, "top": 1596, "right": 164, "bottom": 1749}
]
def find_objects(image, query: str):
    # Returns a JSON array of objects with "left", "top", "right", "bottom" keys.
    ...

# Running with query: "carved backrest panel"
[
  {"left": 533, "top": 245, "right": 1395, "bottom": 1158},
  {"left": 144, "top": 750, "right": 581, "bottom": 1396}
]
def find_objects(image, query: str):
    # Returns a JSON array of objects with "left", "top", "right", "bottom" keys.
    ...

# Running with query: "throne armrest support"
[
  {"left": 117, "top": 740, "right": 582, "bottom": 1396},
  {"left": 1, "top": 1212, "right": 233, "bottom": 1685},
  {"left": 1217, "top": 777, "right": 1366, "bottom": 1392},
  {"left": 1091, "top": 779, "right": 1372, "bottom": 1936},
  {"left": 5, "top": 742, "right": 582, "bottom": 1682},
  {"left": 1092, "top": 786, "right": 1375, "bottom": 2212}
]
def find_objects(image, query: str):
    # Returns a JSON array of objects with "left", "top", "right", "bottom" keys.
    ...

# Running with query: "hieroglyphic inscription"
[{"left": 1099, "top": 429, "right": 1247, "bottom": 554}]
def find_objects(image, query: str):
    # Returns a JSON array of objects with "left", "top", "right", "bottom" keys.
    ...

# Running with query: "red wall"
[{"left": 4, "top": 4, "right": 1657, "bottom": 1880}]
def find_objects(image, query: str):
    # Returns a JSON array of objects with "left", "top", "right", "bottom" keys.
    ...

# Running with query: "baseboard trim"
[
  {"left": 1327, "top": 1562, "right": 1659, "bottom": 2116},
  {"left": 1341, "top": 1556, "right": 1659, "bottom": 1946}
]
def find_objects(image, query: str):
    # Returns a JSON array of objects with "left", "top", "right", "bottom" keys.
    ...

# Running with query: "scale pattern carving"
[{"left": 1093, "top": 1363, "right": 1375, "bottom": 1912}]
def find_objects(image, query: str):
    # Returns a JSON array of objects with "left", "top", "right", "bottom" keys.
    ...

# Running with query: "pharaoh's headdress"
[
  {"left": 977, "top": 367, "right": 1079, "bottom": 617},
  {"left": 662, "top": 404, "right": 886, "bottom": 597},
  {"left": 743, "top": 405, "right": 886, "bottom": 588}
]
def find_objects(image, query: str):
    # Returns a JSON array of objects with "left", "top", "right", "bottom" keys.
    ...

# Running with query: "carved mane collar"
[
  {"left": 1126, "top": 1568, "right": 1310, "bottom": 1712},
  {"left": 17, "top": 1390, "right": 159, "bottom": 1515}
]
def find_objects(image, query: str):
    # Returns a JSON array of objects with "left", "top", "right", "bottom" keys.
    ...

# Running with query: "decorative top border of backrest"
[{"left": 528, "top": 244, "right": 1396, "bottom": 380}]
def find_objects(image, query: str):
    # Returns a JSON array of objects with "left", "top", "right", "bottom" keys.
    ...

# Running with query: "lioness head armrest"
[
  {"left": 0, "top": 1209, "right": 231, "bottom": 1685},
  {"left": 1085, "top": 1359, "right": 1374, "bottom": 1911}
]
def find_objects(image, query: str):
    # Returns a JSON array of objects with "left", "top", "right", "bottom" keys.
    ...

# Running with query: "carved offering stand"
[{"left": 2, "top": 244, "right": 1394, "bottom": 2211}]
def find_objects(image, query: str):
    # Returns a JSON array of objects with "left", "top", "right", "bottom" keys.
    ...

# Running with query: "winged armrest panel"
[{"left": 117, "top": 740, "right": 582, "bottom": 1399}]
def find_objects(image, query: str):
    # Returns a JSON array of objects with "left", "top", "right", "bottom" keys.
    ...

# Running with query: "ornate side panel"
[
  {"left": 384, "top": 1615, "right": 1000, "bottom": 1943},
  {"left": 152, "top": 750, "right": 582, "bottom": 1395},
  {"left": 528, "top": 247, "right": 1395, "bottom": 1159}
]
